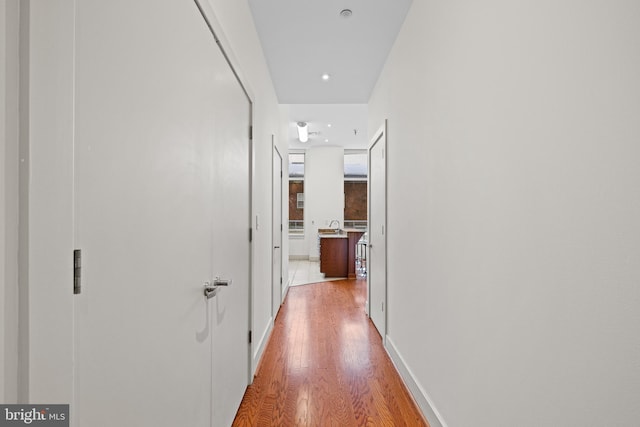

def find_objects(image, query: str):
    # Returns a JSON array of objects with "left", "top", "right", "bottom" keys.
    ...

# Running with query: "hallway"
[
  {"left": 3, "top": 1, "right": 640, "bottom": 425},
  {"left": 233, "top": 279, "right": 427, "bottom": 426}
]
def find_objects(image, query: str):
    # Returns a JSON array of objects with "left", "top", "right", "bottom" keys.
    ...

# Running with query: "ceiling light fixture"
[
  {"left": 321, "top": 73, "right": 331, "bottom": 81},
  {"left": 340, "top": 9, "right": 353, "bottom": 18},
  {"left": 296, "top": 122, "right": 309, "bottom": 143},
  {"left": 327, "top": 124, "right": 332, "bottom": 127}
]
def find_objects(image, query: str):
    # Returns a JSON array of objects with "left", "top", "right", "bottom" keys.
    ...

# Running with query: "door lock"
[{"left": 204, "top": 278, "right": 232, "bottom": 299}]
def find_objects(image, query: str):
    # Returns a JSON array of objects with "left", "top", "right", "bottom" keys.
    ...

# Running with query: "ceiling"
[
  {"left": 248, "top": 0, "right": 412, "bottom": 150},
  {"left": 285, "top": 104, "right": 368, "bottom": 150},
  {"left": 248, "top": 0, "right": 412, "bottom": 104}
]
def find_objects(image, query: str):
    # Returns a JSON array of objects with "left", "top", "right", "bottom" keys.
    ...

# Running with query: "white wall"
[
  {"left": 1, "top": 0, "right": 20, "bottom": 404},
  {"left": 369, "top": 1, "right": 640, "bottom": 426},
  {"left": 202, "top": 0, "right": 285, "bottom": 374},
  {"left": 288, "top": 235, "right": 307, "bottom": 259},
  {"left": 304, "top": 146, "right": 344, "bottom": 260}
]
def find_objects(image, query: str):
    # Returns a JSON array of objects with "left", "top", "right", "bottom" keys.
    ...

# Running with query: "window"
[
  {"left": 344, "top": 151, "right": 367, "bottom": 179},
  {"left": 289, "top": 152, "right": 305, "bottom": 235},
  {"left": 344, "top": 151, "right": 368, "bottom": 230},
  {"left": 289, "top": 153, "right": 305, "bottom": 178}
]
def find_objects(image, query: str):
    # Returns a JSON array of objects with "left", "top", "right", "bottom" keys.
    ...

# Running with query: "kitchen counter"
[
  {"left": 318, "top": 233, "right": 348, "bottom": 239},
  {"left": 318, "top": 228, "right": 365, "bottom": 238},
  {"left": 318, "top": 229, "right": 366, "bottom": 278}
]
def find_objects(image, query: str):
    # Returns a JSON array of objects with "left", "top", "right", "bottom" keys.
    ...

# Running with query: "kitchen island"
[{"left": 318, "top": 229, "right": 365, "bottom": 278}]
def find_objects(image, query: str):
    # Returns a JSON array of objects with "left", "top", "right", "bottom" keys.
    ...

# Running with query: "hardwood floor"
[{"left": 233, "top": 279, "right": 428, "bottom": 426}]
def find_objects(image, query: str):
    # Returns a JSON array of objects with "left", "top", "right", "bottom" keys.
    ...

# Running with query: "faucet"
[{"left": 328, "top": 219, "right": 340, "bottom": 230}]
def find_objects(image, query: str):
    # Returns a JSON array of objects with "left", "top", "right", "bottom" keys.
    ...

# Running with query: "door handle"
[
  {"left": 369, "top": 244, "right": 373, "bottom": 248},
  {"left": 204, "top": 282, "right": 216, "bottom": 299},
  {"left": 274, "top": 246, "right": 280, "bottom": 249},
  {"left": 203, "top": 278, "right": 232, "bottom": 299}
]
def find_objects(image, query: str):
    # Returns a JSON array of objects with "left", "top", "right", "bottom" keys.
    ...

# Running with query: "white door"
[
  {"left": 368, "top": 122, "right": 387, "bottom": 340},
  {"left": 272, "top": 143, "right": 283, "bottom": 318},
  {"left": 208, "top": 37, "right": 252, "bottom": 427},
  {"left": 73, "top": 1, "right": 250, "bottom": 426}
]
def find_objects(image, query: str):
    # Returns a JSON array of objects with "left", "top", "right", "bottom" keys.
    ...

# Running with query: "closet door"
[{"left": 73, "top": 0, "right": 250, "bottom": 425}]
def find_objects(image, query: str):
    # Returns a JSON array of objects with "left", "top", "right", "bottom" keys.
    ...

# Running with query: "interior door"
[
  {"left": 272, "top": 143, "right": 283, "bottom": 318},
  {"left": 208, "top": 37, "right": 252, "bottom": 427},
  {"left": 368, "top": 122, "right": 387, "bottom": 340},
  {"left": 73, "top": 1, "right": 249, "bottom": 426}
]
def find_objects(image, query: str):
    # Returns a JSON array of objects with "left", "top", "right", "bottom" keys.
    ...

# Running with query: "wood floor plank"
[{"left": 233, "top": 279, "right": 428, "bottom": 426}]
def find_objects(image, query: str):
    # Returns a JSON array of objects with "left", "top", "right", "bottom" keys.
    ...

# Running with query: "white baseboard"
[
  {"left": 385, "top": 336, "right": 448, "bottom": 427},
  {"left": 309, "top": 256, "right": 319, "bottom": 262},
  {"left": 251, "top": 319, "right": 273, "bottom": 378},
  {"left": 288, "top": 255, "right": 309, "bottom": 260}
]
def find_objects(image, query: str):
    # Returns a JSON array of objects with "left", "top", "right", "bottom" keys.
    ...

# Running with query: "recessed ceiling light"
[
  {"left": 325, "top": 139, "right": 329, "bottom": 143},
  {"left": 321, "top": 73, "right": 331, "bottom": 81},
  {"left": 340, "top": 9, "right": 352, "bottom": 18},
  {"left": 327, "top": 124, "right": 332, "bottom": 127}
]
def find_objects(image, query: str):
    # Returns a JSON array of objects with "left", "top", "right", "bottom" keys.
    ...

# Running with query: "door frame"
[
  {"left": 272, "top": 141, "right": 283, "bottom": 319},
  {"left": 367, "top": 120, "right": 388, "bottom": 343}
]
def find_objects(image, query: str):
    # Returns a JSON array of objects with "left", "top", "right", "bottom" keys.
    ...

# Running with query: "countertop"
[
  {"left": 318, "top": 229, "right": 366, "bottom": 239},
  {"left": 319, "top": 233, "right": 349, "bottom": 239}
]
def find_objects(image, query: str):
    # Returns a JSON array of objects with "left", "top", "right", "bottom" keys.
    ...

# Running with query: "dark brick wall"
[
  {"left": 289, "top": 181, "right": 304, "bottom": 220},
  {"left": 344, "top": 181, "right": 367, "bottom": 220}
]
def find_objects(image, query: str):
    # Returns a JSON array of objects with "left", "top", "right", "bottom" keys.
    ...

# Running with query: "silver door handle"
[
  {"left": 274, "top": 246, "right": 280, "bottom": 249},
  {"left": 204, "top": 282, "right": 217, "bottom": 299},
  {"left": 204, "top": 278, "right": 232, "bottom": 299}
]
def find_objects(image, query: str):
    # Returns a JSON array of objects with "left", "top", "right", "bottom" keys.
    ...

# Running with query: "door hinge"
[
  {"left": 248, "top": 330, "right": 252, "bottom": 344},
  {"left": 281, "top": 224, "right": 283, "bottom": 231},
  {"left": 382, "top": 302, "right": 384, "bottom": 312},
  {"left": 280, "top": 277, "right": 283, "bottom": 284},
  {"left": 249, "top": 228, "right": 252, "bottom": 242},
  {"left": 280, "top": 170, "right": 283, "bottom": 178},
  {"left": 249, "top": 126, "right": 253, "bottom": 140},
  {"left": 74, "top": 249, "right": 82, "bottom": 295}
]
